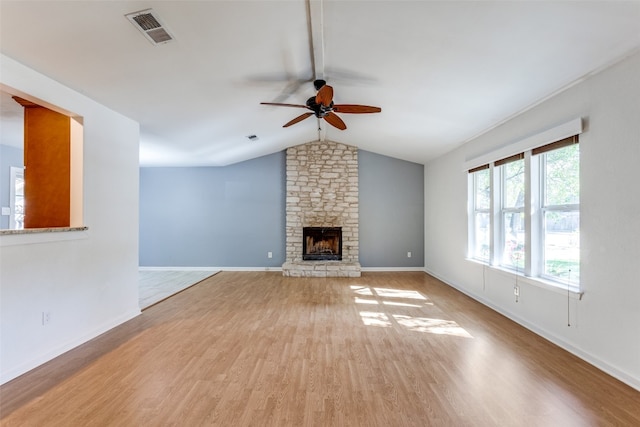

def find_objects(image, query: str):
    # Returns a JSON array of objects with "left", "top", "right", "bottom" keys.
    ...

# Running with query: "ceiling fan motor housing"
[
  {"left": 306, "top": 97, "right": 334, "bottom": 118},
  {"left": 313, "top": 79, "right": 327, "bottom": 90}
]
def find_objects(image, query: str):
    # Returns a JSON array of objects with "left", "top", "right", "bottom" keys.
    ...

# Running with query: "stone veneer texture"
[{"left": 283, "top": 141, "right": 361, "bottom": 277}]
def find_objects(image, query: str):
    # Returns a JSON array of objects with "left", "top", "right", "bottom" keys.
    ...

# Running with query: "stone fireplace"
[{"left": 282, "top": 141, "right": 361, "bottom": 277}]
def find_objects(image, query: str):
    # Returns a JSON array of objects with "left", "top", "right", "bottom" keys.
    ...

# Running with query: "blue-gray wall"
[
  {"left": 358, "top": 150, "right": 424, "bottom": 267},
  {"left": 0, "top": 144, "right": 23, "bottom": 229},
  {"left": 139, "top": 152, "right": 286, "bottom": 267},
  {"left": 139, "top": 149, "right": 424, "bottom": 268}
]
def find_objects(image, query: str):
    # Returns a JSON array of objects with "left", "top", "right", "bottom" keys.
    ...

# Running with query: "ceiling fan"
[{"left": 260, "top": 79, "right": 381, "bottom": 130}]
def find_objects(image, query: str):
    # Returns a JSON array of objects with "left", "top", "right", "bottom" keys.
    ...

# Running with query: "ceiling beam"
[
  {"left": 308, "top": 0, "right": 325, "bottom": 81},
  {"left": 307, "top": 0, "right": 327, "bottom": 140}
]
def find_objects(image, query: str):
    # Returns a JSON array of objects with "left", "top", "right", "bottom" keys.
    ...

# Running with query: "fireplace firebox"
[{"left": 303, "top": 227, "right": 342, "bottom": 261}]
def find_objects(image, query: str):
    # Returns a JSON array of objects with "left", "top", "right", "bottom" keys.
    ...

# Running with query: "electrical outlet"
[
  {"left": 407, "top": 251, "right": 412, "bottom": 258},
  {"left": 42, "top": 311, "right": 51, "bottom": 325},
  {"left": 514, "top": 286, "right": 520, "bottom": 297},
  {"left": 267, "top": 251, "right": 273, "bottom": 259}
]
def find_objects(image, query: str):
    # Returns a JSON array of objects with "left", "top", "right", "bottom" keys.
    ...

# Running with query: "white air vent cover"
[{"left": 126, "top": 9, "right": 174, "bottom": 45}]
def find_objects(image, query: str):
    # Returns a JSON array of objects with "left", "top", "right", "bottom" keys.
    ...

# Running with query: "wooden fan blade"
[
  {"left": 315, "top": 85, "right": 334, "bottom": 107},
  {"left": 261, "top": 102, "right": 309, "bottom": 109},
  {"left": 323, "top": 112, "right": 347, "bottom": 130},
  {"left": 333, "top": 104, "right": 381, "bottom": 114},
  {"left": 284, "top": 112, "right": 314, "bottom": 127}
]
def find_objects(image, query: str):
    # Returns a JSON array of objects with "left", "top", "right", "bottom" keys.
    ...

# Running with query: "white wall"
[
  {"left": 0, "top": 55, "right": 141, "bottom": 384},
  {"left": 424, "top": 50, "right": 640, "bottom": 391}
]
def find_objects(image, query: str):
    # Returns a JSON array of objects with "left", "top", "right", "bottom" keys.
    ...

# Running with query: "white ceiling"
[{"left": 1, "top": 1, "right": 639, "bottom": 166}]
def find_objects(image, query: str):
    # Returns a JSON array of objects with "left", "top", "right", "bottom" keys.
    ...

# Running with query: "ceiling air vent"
[{"left": 126, "top": 9, "right": 174, "bottom": 45}]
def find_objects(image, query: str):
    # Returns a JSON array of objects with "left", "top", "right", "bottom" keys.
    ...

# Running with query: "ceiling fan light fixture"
[{"left": 125, "top": 9, "right": 174, "bottom": 45}]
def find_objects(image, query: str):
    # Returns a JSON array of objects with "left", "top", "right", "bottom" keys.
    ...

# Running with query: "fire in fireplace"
[{"left": 303, "top": 227, "right": 342, "bottom": 261}]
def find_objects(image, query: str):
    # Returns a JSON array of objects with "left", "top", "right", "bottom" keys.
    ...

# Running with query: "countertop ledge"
[{"left": 0, "top": 226, "right": 88, "bottom": 236}]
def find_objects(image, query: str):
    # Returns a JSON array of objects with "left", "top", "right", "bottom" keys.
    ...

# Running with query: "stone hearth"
[{"left": 282, "top": 141, "right": 361, "bottom": 277}]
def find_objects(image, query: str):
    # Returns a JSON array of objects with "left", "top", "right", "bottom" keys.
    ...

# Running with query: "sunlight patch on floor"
[
  {"left": 351, "top": 285, "right": 433, "bottom": 305},
  {"left": 360, "top": 311, "right": 392, "bottom": 327},
  {"left": 373, "top": 288, "right": 427, "bottom": 300},
  {"left": 392, "top": 315, "right": 473, "bottom": 338},
  {"left": 355, "top": 297, "right": 379, "bottom": 305},
  {"left": 358, "top": 311, "right": 473, "bottom": 337},
  {"left": 350, "top": 285, "right": 374, "bottom": 296},
  {"left": 353, "top": 285, "right": 472, "bottom": 338},
  {"left": 382, "top": 301, "right": 423, "bottom": 308}
]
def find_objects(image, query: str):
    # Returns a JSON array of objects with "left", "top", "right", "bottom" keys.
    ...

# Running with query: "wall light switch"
[
  {"left": 1, "top": 207, "right": 10, "bottom": 216},
  {"left": 407, "top": 251, "right": 412, "bottom": 258},
  {"left": 267, "top": 251, "right": 273, "bottom": 259}
]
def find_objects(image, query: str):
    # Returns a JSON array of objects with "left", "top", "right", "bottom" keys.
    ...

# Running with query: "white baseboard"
[
  {"left": 140, "top": 266, "right": 424, "bottom": 273},
  {"left": 1, "top": 309, "right": 141, "bottom": 385},
  {"left": 139, "top": 266, "right": 223, "bottom": 271},
  {"left": 423, "top": 267, "right": 640, "bottom": 392},
  {"left": 139, "top": 266, "right": 283, "bottom": 272},
  {"left": 361, "top": 267, "right": 425, "bottom": 272},
  {"left": 140, "top": 266, "right": 283, "bottom": 272}
]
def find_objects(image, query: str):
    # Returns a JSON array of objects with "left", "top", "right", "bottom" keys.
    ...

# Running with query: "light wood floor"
[{"left": 1, "top": 272, "right": 638, "bottom": 426}]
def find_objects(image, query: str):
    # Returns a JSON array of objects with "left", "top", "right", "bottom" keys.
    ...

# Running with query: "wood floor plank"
[{"left": 1, "top": 271, "right": 639, "bottom": 426}]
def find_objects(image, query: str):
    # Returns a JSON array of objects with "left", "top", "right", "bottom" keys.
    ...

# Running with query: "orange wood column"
[{"left": 14, "top": 97, "right": 71, "bottom": 228}]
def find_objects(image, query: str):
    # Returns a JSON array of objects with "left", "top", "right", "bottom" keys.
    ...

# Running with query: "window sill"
[
  {"left": 0, "top": 226, "right": 88, "bottom": 246},
  {"left": 466, "top": 258, "right": 583, "bottom": 300}
]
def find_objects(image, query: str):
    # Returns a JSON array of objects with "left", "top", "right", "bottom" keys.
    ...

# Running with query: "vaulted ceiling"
[{"left": 1, "top": 1, "right": 639, "bottom": 166}]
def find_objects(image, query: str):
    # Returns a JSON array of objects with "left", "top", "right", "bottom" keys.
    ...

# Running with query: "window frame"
[
  {"left": 469, "top": 166, "right": 491, "bottom": 262},
  {"left": 498, "top": 156, "right": 526, "bottom": 272},
  {"left": 466, "top": 132, "right": 580, "bottom": 291},
  {"left": 9, "top": 166, "right": 24, "bottom": 230},
  {"left": 537, "top": 144, "right": 580, "bottom": 285}
]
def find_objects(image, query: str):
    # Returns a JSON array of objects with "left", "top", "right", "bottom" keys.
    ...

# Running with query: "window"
[
  {"left": 468, "top": 134, "right": 580, "bottom": 289},
  {"left": 537, "top": 142, "right": 580, "bottom": 284},
  {"left": 470, "top": 166, "right": 490, "bottom": 261},
  {"left": 9, "top": 166, "right": 24, "bottom": 229},
  {"left": 498, "top": 155, "right": 525, "bottom": 271}
]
